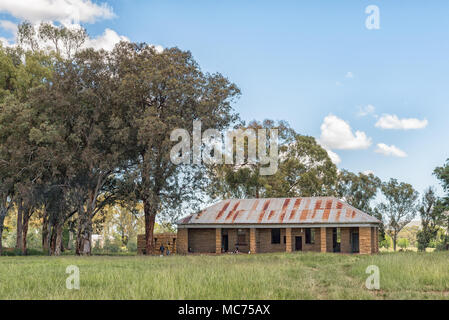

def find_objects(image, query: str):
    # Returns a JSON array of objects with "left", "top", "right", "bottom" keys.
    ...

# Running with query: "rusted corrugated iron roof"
[{"left": 177, "top": 197, "right": 381, "bottom": 225}]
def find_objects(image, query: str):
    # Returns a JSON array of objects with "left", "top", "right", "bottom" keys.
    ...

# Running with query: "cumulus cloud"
[
  {"left": 345, "top": 72, "right": 354, "bottom": 79},
  {"left": 375, "top": 114, "right": 428, "bottom": 130},
  {"left": 375, "top": 143, "right": 407, "bottom": 158},
  {"left": 319, "top": 114, "right": 372, "bottom": 150},
  {"left": 357, "top": 104, "right": 376, "bottom": 117},
  {"left": 362, "top": 170, "right": 375, "bottom": 175},
  {"left": 0, "top": 0, "right": 114, "bottom": 25},
  {"left": 0, "top": 36, "right": 12, "bottom": 47},
  {"left": 324, "top": 148, "right": 341, "bottom": 165},
  {"left": 0, "top": 20, "right": 17, "bottom": 34},
  {"left": 84, "top": 28, "right": 129, "bottom": 51}
]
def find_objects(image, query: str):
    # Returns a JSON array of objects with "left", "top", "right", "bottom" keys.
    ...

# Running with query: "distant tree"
[
  {"left": 377, "top": 179, "right": 419, "bottom": 251},
  {"left": 379, "top": 234, "right": 392, "bottom": 249},
  {"left": 208, "top": 121, "right": 338, "bottom": 200},
  {"left": 336, "top": 170, "right": 385, "bottom": 244},
  {"left": 98, "top": 203, "right": 143, "bottom": 247},
  {"left": 264, "top": 135, "right": 338, "bottom": 198},
  {"left": 207, "top": 119, "right": 297, "bottom": 199},
  {"left": 434, "top": 159, "right": 449, "bottom": 249},
  {"left": 397, "top": 238, "right": 409, "bottom": 250},
  {"left": 337, "top": 170, "right": 381, "bottom": 214},
  {"left": 416, "top": 187, "right": 444, "bottom": 251}
]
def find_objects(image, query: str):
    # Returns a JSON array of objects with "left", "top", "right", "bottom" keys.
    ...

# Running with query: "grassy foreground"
[{"left": 0, "top": 252, "right": 449, "bottom": 300}]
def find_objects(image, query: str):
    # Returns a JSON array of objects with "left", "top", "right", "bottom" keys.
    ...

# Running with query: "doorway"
[
  {"left": 332, "top": 228, "right": 341, "bottom": 253},
  {"left": 222, "top": 235, "right": 229, "bottom": 252},
  {"left": 295, "top": 236, "right": 303, "bottom": 251},
  {"left": 351, "top": 232, "right": 359, "bottom": 253}
]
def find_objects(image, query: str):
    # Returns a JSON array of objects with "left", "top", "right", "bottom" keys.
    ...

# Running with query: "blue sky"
[{"left": 1, "top": 0, "right": 448, "bottom": 195}]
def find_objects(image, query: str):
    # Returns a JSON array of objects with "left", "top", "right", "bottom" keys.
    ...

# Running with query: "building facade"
[{"left": 176, "top": 197, "right": 381, "bottom": 255}]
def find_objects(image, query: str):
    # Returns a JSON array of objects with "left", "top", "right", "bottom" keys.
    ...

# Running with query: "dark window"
[
  {"left": 305, "top": 229, "right": 315, "bottom": 244},
  {"left": 284, "top": 236, "right": 286, "bottom": 244},
  {"left": 271, "top": 228, "right": 281, "bottom": 244}
]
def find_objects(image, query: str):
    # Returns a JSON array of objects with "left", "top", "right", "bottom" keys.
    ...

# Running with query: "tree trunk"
[
  {"left": 53, "top": 224, "right": 63, "bottom": 256},
  {"left": 393, "top": 234, "right": 397, "bottom": 251},
  {"left": 50, "top": 224, "right": 56, "bottom": 255},
  {"left": 22, "top": 213, "right": 29, "bottom": 255},
  {"left": 76, "top": 212, "right": 92, "bottom": 255},
  {"left": 0, "top": 228, "right": 3, "bottom": 256},
  {"left": 42, "top": 211, "right": 49, "bottom": 253},
  {"left": 144, "top": 199, "right": 156, "bottom": 255},
  {"left": 16, "top": 201, "right": 23, "bottom": 250},
  {"left": 67, "top": 231, "right": 73, "bottom": 250},
  {"left": 0, "top": 210, "right": 6, "bottom": 256}
]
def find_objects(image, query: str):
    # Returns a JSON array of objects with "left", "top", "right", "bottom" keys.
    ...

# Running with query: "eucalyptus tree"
[
  {"left": 207, "top": 120, "right": 338, "bottom": 200},
  {"left": 206, "top": 119, "right": 295, "bottom": 200},
  {"left": 264, "top": 134, "right": 338, "bottom": 198},
  {"left": 377, "top": 179, "right": 419, "bottom": 251},
  {"left": 434, "top": 159, "right": 449, "bottom": 249},
  {"left": 416, "top": 187, "right": 445, "bottom": 251},
  {"left": 111, "top": 42, "right": 240, "bottom": 254},
  {"left": 0, "top": 42, "right": 53, "bottom": 255},
  {"left": 28, "top": 47, "right": 126, "bottom": 255},
  {"left": 337, "top": 170, "right": 381, "bottom": 214}
]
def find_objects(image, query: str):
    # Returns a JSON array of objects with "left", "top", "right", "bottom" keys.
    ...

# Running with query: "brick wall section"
[
  {"left": 374, "top": 227, "right": 379, "bottom": 253},
  {"left": 138, "top": 233, "right": 177, "bottom": 255},
  {"left": 258, "top": 228, "right": 286, "bottom": 253},
  {"left": 177, "top": 229, "right": 188, "bottom": 254},
  {"left": 188, "top": 228, "right": 216, "bottom": 253},
  {"left": 340, "top": 227, "right": 351, "bottom": 253},
  {"left": 216, "top": 228, "right": 222, "bottom": 254},
  {"left": 320, "top": 227, "right": 327, "bottom": 252},
  {"left": 289, "top": 228, "right": 321, "bottom": 252},
  {"left": 176, "top": 226, "right": 379, "bottom": 255},
  {"left": 285, "top": 228, "right": 292, "bottom": 252},
  {"left": 250, "top": 228, "right": 257, "bottom": 253},
  {"left": 359, "top": 227, "right": 372, "bottom": 254},
  {"left": 326, "top": 228, "right": 333, "bottom": 252},
  {"left": 224, "top": 228, "right": 250, "bottom": 253}
]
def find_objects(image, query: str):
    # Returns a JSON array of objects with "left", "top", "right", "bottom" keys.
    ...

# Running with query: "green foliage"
[
  {"left": 208, "top": 120, "right": 338, "bottom": 200},
  {"left": 377, "top": 179, "right": 419, "bottom": 251},
  {"left": 337, "top": 170, "right": 381, "bottom": 214},
  {"left": 1, "top": 248, "right": 44, "bottom": 256},
  {"left": 380, "top": 234, "right": 392, "bottom": 249},
  {"left": 397, "top": 238, "right": 409, "bottom": 250}
]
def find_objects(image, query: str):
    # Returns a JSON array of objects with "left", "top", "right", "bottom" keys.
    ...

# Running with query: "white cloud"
[
  {"left": 357, "top": 104, "right": 376, "bottom": 117},
  {"left": 345, "top": 72, "right": 354, "bottom": 79},
  {"left": 375, "top": 114, "right": 428, "bottom": 130},
  {"left": 319, "top": 114, "right": 372, "bottom": 150},
  {"left": 0, "top": 36, "right": 12, "bottom": 47},
  {"left": 375, "top": 143, "right": 407, "bottom": 158},
  {"left": 362, "top": 170, "right": 374, "bottom": 176},
  {"left": 0, "top": 0, "right": 114, "bottom": 24},
  {"left": 324, "top": 148, "right": 341, "bottom": 165},
  {"left": 335, "top": 81, "right": 343, "bottom": 87},
  {"left": 84, "top": 28, "right": 129, "bottom": 51},
  {"left": 0, "top": 20, "right": 17, "bottom": 34}
]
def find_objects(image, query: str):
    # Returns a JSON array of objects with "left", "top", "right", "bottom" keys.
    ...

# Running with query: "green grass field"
[{"left": 1, "top": 252, "right": 448, "bottom": 300}]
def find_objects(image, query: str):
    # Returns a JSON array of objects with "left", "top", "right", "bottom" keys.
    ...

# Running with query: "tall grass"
[{"left": 0, "top": 252, "right": 448, "bottom": 299}]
